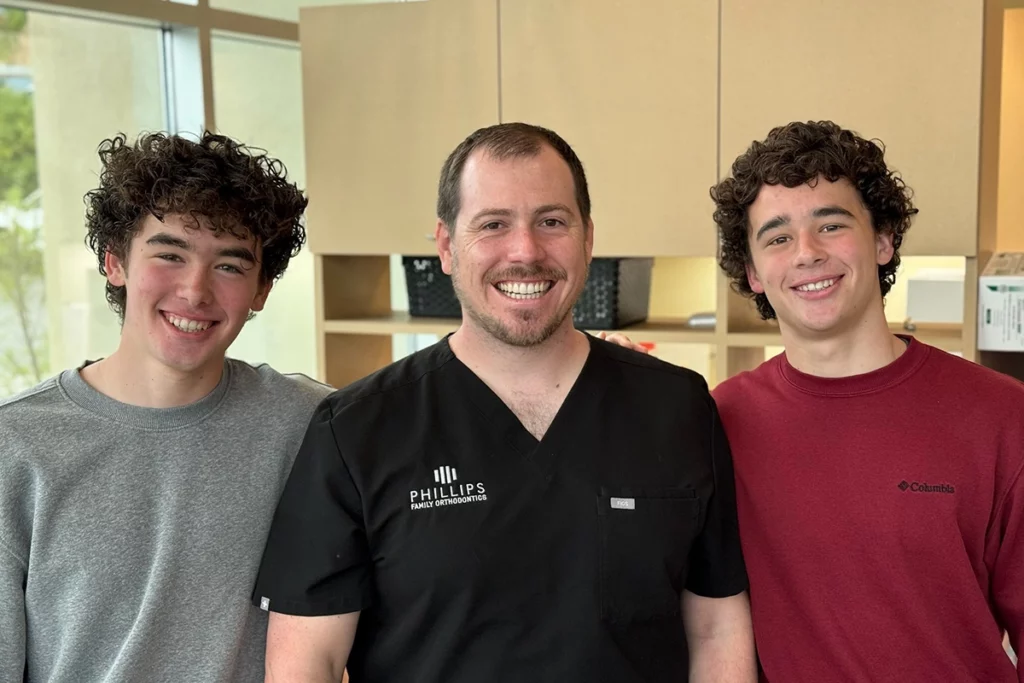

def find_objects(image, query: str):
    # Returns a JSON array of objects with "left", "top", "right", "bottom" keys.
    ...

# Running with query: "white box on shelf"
[
  {"left": 978, "top": 252, "right": 1024, "bottom": 352},
  {"left": 906, "top": 268, "right": 964, "bottom": 324}
]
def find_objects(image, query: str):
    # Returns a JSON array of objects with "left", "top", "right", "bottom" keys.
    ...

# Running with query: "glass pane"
[
  {"left": 0, "top": 8, "right": 165, "bottom": 398},
  {"left": 210, "top": 0, "right": 415, "bottom": 27},
  {"left": 212, "top": 34, "right": 317, "bottom": 377}
]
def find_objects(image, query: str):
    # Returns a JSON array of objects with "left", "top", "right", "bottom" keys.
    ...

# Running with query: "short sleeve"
[
  {"left": 251, "top": 399, "right": 373, "bottom": 616},
  {"left": 685, "top": 396, "right": 749, "bottom": 598}
]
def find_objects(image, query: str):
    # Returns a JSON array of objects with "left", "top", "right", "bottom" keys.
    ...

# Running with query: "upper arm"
[
  {"left": 685, "top": 396, "right": 748, "bottom": 598},
  {"left": 991, "top": 460, "right": 1024, "bottom": 660},
  {"left": 0, "top": 540, "right": 26, "bottom": 681},
  {"left": 252, "top": 402, "right": 373, "bottom": 617},
  {"left": 682, "top": 589, "right": 752, "bottom": 641},
  {"left": 265, "top": 611, "right": 359, "bottom": 682}
]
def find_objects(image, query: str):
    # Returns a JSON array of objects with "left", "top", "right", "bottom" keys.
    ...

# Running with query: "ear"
[
  {"left": 875, "top": 228, "right": 895, "bottom": 266},
  {"left": 745, "top": 261, "right": 765, "bottom": 294},
  {"left": 105, "top": 250, "right": 127, "bottom": 287},
  {"left": 250, "top": 278, "right": 274, "bottom": 313},
  {"left": 584, "top": 217, "right": 594, "bottom": 264},
  {"left": 436, "top": 220, "right": 454, "bottom": 274}
]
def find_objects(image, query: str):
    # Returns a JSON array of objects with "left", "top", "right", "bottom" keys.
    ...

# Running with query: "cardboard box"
[{"left": 978, "top": 252, "right": 1024, "bottom": 352}]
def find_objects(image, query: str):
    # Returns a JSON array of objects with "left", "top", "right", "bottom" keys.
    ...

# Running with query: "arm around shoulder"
[{"left": 265, "top": 610, "right": 360, "bottom": 683}]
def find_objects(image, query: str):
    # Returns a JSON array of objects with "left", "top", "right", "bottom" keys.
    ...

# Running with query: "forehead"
[
  {"left": 134, "top": 213, "right": 258, "bottom": 249},
  {"left": 458, "top": 145, "right": 577, "bottom": 215},
  {"left": 749, "top": 177, "right": 866, "bottom": 223}
]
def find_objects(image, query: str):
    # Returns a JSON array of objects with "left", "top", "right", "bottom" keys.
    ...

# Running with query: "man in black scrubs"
[{"left": 252, "top": 123, "right": 756, "bottom": 682}]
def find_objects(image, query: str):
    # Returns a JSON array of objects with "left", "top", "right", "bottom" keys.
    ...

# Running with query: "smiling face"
[
  {"left": 435, "top": 144, "right": 593, "bottom": 348},
  {"left": 105, "top": 213, "right": 271, "bottom": 377},
  {"left": 745, "top": 177, "right": 894, "bottom": 340}
]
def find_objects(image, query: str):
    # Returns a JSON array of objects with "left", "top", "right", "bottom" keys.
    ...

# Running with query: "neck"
[
  {"left": 449, "top": 318, "right": 590, "bottom": 389},
  {"left": 80, "top": 341, "right": 225, "bottom": 409},
  {"left": 780, "top": 306, "right": 906, "bottom": 378}
]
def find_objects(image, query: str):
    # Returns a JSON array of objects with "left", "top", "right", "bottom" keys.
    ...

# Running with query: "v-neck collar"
[{"left": 442, "top": 333, "right": 605, "bottom": 468}]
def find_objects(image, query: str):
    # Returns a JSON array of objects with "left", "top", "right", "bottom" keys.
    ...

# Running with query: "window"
[
  {"left": 212, "top": 34, "right": 316, "bottom": 377},
  {"left": 0, "top": 8, "right": 165, "bottom": 395}
]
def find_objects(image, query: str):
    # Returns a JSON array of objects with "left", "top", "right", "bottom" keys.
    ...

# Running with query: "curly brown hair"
[
  {"left": 711, "top": 120, "right": 918, "bottom": 320},
  {"left": 84, "top": 131, "right": 309, "bottom": 321}
]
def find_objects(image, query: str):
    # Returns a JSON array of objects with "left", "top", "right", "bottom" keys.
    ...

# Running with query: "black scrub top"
[{"left": 253, "top": 334, "right": 747, "bottom": 683}]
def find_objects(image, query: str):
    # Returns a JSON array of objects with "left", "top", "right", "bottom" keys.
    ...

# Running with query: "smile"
[
  {"left": 163, "top": 312, "right": 216, "bottom": 333},
  {"left": 794, "top": 277, "right": 839, "bottom": 292},
  {"left": 494, "top": 281, "right": 552, "bottom": 300}
]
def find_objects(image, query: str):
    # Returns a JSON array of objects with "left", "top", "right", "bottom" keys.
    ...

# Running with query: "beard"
[{"left": 450, "top": 258, "right": 586, "bottom": 347}]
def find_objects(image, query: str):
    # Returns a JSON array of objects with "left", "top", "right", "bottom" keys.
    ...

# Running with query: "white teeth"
[
  {"left": 166, "top": 314, "right": 212, "bottom": 333},
  {"left": 796, "top": 278, "right": 836, "bottom": 292},
  {"left": 496, "top": 281, "right": 552, "bottom": 299}
]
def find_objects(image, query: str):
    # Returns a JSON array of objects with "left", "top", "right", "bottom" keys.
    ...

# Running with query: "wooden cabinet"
[
  {"left": 299, "top": 0, "right": 499, "bottom": 256},
  {"left": 719, "top": 0, "right": 992, "bottom": 257},
  {"left": 301, "top": 0, "right": 1002, "bottom": 388},
  {"left": 500, "top": 0, "right": 719, "bottom": 257}
]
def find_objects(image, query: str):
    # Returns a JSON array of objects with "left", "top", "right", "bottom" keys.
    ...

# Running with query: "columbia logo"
[
  {"left": 898, "top": 480, "right": 955, "bottom": 494},
  {"left": 434, "top": 466, "right": 458, "bottom": 485}
]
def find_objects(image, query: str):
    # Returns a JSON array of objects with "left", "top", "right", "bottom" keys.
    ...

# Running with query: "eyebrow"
[
  {"left": 468, "top": 208, "right": 513, "bottom": 225},
  {"left": 533, "top": 203, "right": 574, "bottom": 217},
  {"left": 754, "top": 205, "right": 856, "bottom": 241},
  {"left": 145, "top": 232, "right": 256, "bottom": 263}
]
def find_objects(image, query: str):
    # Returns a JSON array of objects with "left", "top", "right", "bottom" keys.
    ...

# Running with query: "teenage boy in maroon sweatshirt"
[
  {"left": 713, "top": 120, "right": 1022, "bottom": 681},
  {"left": 606, "top": 119, "right": 1022, "bottom": 681}
]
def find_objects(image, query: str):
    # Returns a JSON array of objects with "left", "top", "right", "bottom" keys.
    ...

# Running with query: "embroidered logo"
[
  {"left": 410, "top": 464, "right": 488, "bottom": 511},
  {"left": 259, "top": 597, "right": 270, "bottom": 611},
  {"left": 898, "top": 480, "right": 955, "bottom": 494},
  {"left": 610, "top": 497, "right": 635, "bottom": 510}
]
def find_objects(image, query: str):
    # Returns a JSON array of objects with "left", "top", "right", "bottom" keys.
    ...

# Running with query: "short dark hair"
[
  {"left": 436, "top": 122, "right": 591, "bottom": 230},
  {"left": 711, "top": 120, "right": 918, "bottom": 320},
  {"left": 84, "top": 131, "right": 309, "bottom": 321}
]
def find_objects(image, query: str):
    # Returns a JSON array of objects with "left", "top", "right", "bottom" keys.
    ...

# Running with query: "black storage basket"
[
  {"left": 402, "top": 256, "right": 462, "bottom": 318},
  {"left": 403, "top": 256, "right": 654, "bottom": 329},
  {"left": 573, "top": 257, "right": 653, "bottom": 329}
]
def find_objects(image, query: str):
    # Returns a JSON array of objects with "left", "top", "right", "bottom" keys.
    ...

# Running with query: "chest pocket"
[{"left": 597, "top": 487, "right": 701, "bottom": 623}]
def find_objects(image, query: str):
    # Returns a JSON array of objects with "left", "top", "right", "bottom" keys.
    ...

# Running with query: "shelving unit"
[{"left": 300, "top": 0, "right": 1001, "bottom": 390}]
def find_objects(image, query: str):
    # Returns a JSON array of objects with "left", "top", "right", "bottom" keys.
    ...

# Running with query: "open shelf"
[{"left": 324, "top": 312, "right": 718, "bottom": 344}]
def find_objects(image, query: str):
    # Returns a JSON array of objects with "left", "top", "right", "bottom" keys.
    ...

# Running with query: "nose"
[
  {"left": 793, "top": 231, "right": 827, "bottom": 268},
  {"left": 507, "top": 224, "right": 545, "bottom": 264},
  {"left": 179, "top": 266, "right": 213, "bottom": 307}
]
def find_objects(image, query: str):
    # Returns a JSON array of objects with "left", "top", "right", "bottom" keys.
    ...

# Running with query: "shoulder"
[
  {"left": 593, "top": 336, "right": 710, "bottom": 394},
  {"left": 0, "top": 372, "right": 76, "bottom": 479},
  {"left": 315, "top": 341, "right": 455, "bottom": 421},
  {"left": 712, "top": 355, "right": 780, "bottom": 409},
  {"left": 0, "top": 372, "right": 71, "bottom": 428},
  {"left": 227, "top": 359, "right": 332, "bottom": 404},
  {"left": 919, "top": 344, "right": 1024, "bottom": 409}
]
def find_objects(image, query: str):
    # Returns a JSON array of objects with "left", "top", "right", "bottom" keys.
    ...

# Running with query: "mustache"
[{"left": 487, "top": 265, "right": 566, "bottom": 283}]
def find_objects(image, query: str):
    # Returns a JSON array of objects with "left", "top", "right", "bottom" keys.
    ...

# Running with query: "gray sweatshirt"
[{"left": 0, "top": 359, "right": 332, "bottom": 682}]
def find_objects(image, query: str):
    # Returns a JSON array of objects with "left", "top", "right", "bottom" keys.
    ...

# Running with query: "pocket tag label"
[{"left": 610, "top": 497, "right": 635, "bottom": 510}]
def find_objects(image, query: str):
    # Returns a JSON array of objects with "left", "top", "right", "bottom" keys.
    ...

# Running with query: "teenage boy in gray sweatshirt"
[{"left": 0, "top": 131, "right": 331, "bottom": 683}]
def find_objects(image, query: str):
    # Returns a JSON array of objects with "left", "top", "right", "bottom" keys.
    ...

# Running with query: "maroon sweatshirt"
[{"left": 714, "top": 337, "right": 1023, "bottom": 682}]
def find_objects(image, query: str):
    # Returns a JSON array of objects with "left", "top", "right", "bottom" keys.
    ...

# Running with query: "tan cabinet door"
[
  {"left": 300, "top": 0, "right": 499, "bottom": 255},
  {"left": 499, "top": 0, "right": 720, "bottom": 257},
  {"left": 720, "top": 0, "right": 989, "bottom": 256}
]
